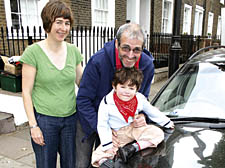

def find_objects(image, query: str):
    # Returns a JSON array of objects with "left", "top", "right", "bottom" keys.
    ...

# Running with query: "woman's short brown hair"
[
  {"left": 112, "top": 67, "right": 143, "bottom": 91},
  {"left": 41, "top": 0, "right": 74, "bottom": 33}
]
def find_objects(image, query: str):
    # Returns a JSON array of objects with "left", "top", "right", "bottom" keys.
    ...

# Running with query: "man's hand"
[
  {"left": 170, "top": 121, "right": 175, "bottom": 129},
  {"left": 105, "top": 147, "right": 117, "bottom": 156},
  {"left": 131, "top": 114, "right": 147, "bottom": 128},
  {"left": 112, "top": 130, "right": 120, "bottom": 148}
]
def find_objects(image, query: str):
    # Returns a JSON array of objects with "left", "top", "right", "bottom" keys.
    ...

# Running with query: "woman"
[{"left": 20, "top": 1, "right": 83, "bottom": 167}]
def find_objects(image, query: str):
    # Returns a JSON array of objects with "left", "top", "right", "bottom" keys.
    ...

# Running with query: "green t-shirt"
[{"left": 20, "top": 43, "right": 83, "bottom": 117}]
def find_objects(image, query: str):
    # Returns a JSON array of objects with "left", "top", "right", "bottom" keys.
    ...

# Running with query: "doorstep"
[{"left": 0, "top": 111, "right": 16, "bottom": 134}]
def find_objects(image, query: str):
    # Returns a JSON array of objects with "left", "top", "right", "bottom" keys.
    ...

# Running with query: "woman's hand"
[
  {"left": 131, "top": 114, "right": 147, "bottom": 128},
  {"left": 30, "top": 127, "right": 45, "bottom": 146}
]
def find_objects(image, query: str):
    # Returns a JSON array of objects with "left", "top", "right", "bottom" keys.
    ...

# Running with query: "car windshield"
[{"left": 153, "top": 59, "right": 225, "bottom": 119}]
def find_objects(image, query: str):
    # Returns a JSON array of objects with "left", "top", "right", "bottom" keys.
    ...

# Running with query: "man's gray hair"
[{"left": 116, "top": 23, "right": 146, "bottom": 48}]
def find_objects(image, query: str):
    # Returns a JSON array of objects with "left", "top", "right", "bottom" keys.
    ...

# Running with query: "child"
[{"left": 92, "top": 67, "right": 174, "bottom": 167}]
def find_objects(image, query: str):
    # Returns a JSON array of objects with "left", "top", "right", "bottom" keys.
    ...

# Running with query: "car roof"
[{"left": 189, "top": 47, "right": 225, "bottom": 63}]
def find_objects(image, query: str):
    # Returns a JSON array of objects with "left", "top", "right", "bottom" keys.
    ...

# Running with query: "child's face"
[{"left": 113, "top": 81, "right": 137, "bottom": 101}]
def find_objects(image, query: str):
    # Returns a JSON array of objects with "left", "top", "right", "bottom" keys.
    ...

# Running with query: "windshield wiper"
[
  {"left": 170, "top": 117, "right": 225, "bottom": 129},
  {"left": 170, "top": 116, "right": 225, "bottom": 123}
]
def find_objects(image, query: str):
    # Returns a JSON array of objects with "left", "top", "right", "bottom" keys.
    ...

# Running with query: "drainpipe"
[
  {"left": 202, "top": 0, "right": 207, "bottom": 36},
  {"left": 169, "top": 0, "right": 182, "bottom": 77}
]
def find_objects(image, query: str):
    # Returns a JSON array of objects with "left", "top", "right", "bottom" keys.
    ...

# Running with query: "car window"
[{"left": 154, "top": 61, "right": 225, "bottom": 119}]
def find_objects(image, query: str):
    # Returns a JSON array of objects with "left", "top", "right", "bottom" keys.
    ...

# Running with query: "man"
[{"left": 76, "top": 23, "right": 154, "bottom": 167}]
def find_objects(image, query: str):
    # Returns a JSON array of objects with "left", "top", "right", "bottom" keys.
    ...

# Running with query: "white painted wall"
[
  {"left": 0, "top": 94, "right": 27, "bottom": 126},
  {"left": 221, "top": 8, "right": 225, "bottom": 45}
]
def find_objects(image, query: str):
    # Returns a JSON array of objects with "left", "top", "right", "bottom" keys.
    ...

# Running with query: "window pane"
[
  {"left": 162, "top": 1, "right": 171, "bottom": 33},
  {"left": 10, "top": 0, "right": 21, "bottom": 28},
  {"left": 93, "top": 0, "right": 109, "bottom": 26},
  {"left": 20, "top": 0, "right": 39, "bottom": 27},
  {"left": 11, "top": 13, "right": 20, "bottom": 28},
  {"left": 10, "top": 0, "right": 19, "bottom": 13}
]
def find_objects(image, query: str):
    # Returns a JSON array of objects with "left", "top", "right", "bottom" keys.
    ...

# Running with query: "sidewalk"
[{"left": 0, "top": 76, "right": 168, "bottom": 168}]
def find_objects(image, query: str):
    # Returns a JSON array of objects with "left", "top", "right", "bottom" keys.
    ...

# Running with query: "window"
[
  {"left": 207, "top": 12, "right": 214, "bottom": 36},
  {"left": 5, "top": 0, "right": 41, "bottom": 29},
  {"left": 217, "top": 16, "right": 222, "bottom": 39},
  {"left": 194, "top": 5, "right": 204, "bottom": 36},
  {"left": 183, "top": 4, "right": 192, "bottom": 35},
  {"left": 162, "top": 0, "right": 173, "bottom": 34},
  {"left": 92, "top": 0, "right": 115, "bottom": 27},
  {"left": 20, "top": 0, "right": 40, "bottom": 28},
  {"left": 10, "top": 0, "right": 21, "bottom": 29},
  {"left": 220, "top": 0, "right": 224, "bottom": 5},
  {"left": 4, "top": 0, "right": 48, "bottom": 29}
]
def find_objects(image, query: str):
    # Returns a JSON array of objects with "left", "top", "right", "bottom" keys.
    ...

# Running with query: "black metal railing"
[{"left": 0, "top": 26, "right": 220, "bottom": 68}]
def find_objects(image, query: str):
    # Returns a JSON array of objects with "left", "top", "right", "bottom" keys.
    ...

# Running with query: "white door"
[{"left": 126, "top": 0, "right": 150, "bottom": 35}]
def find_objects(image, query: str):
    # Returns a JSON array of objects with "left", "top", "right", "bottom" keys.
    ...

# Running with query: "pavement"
[{"left": 0, "top": 77, "right": 168, "bottom": 168}]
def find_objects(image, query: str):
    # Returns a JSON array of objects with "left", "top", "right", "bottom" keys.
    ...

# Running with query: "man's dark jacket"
[{"left": 76, "top": 39, "right": 155, "bottom": 139}]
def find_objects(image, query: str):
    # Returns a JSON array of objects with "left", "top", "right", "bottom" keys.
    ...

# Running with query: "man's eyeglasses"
[{"left": 119, "top": 45, "right": 143, "bottom": 54}]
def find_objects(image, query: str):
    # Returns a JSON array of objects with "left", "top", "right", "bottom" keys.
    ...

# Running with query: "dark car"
[{"left": 112, "top": 46, "right": 225, "bottom": 168}]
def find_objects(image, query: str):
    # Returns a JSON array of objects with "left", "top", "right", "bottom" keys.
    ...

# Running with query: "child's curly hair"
[{"left": 112, "top": 67, "right": 143, "bottom": 90}]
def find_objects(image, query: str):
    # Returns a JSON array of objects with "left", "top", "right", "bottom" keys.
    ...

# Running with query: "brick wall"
[
  {"left": 0, "top": 0, "right": 7, "bottom": 55},
  {"left": 115, "top": 0, "right": 127, "bottom": 28},
  {"left": 0, "top": 0, "right": 7, "bottom": 27},
  {"left": 154, "top": 0, "right": 163, "bottom": 33},
  {"left": 70, "top": 0, "right": 92, "bottom": 27}
]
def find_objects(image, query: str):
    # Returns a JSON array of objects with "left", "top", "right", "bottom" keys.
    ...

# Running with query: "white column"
[{"left": 221, "top": 8, "right": 225, "bottom": 45}]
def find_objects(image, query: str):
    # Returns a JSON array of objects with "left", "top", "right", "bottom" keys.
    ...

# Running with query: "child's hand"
[{"left": 131, "top": 114, "right": 147, "bottom": 128}]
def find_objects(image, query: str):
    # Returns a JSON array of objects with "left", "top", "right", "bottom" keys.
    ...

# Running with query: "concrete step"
[{"left": 0, "top": 112, "right": 16, "bottom": 134}]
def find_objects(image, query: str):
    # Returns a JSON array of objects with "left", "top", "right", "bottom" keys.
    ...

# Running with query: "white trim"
[
  {"left": 195, "top": 5, "right": 204, "bottom": 12},
  {"left": 182, "top": 4, "right": 192, "bottom": 34},
  {"left": 4, "top": 0, "right": 12, "bottom": 28},
  {"left": 207, "top": 12, "right": 214, "bottom": 36}
]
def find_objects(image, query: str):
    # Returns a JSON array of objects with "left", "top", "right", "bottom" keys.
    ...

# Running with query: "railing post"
[
  {"left": 28, "top": 36, "right": 33, "bottom": 45},
  {"left": 1, "top": 27, "right": 6, "bottom": 55}
]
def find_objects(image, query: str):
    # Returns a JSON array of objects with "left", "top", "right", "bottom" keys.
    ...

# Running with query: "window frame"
[
  {"left": 193, "top": 5, "right": 204, "bottom": 36},
  {"left": 161, "top": 0, "right": 174, "bottom": 34},
  {"left": 207, "top": 12, "right": 214, "bottom": 37},
  {"left": 217, "top": 16, "right": 222, "bottom": 39},
  {"left": 91, "top": 0, "right": 115, "bottom": 28},
  {"left": 4, "top": 0, "right": 47, "bottom": 38},
  {"left": 182, "top": 4, "right": 192, "bottom": 35}
]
